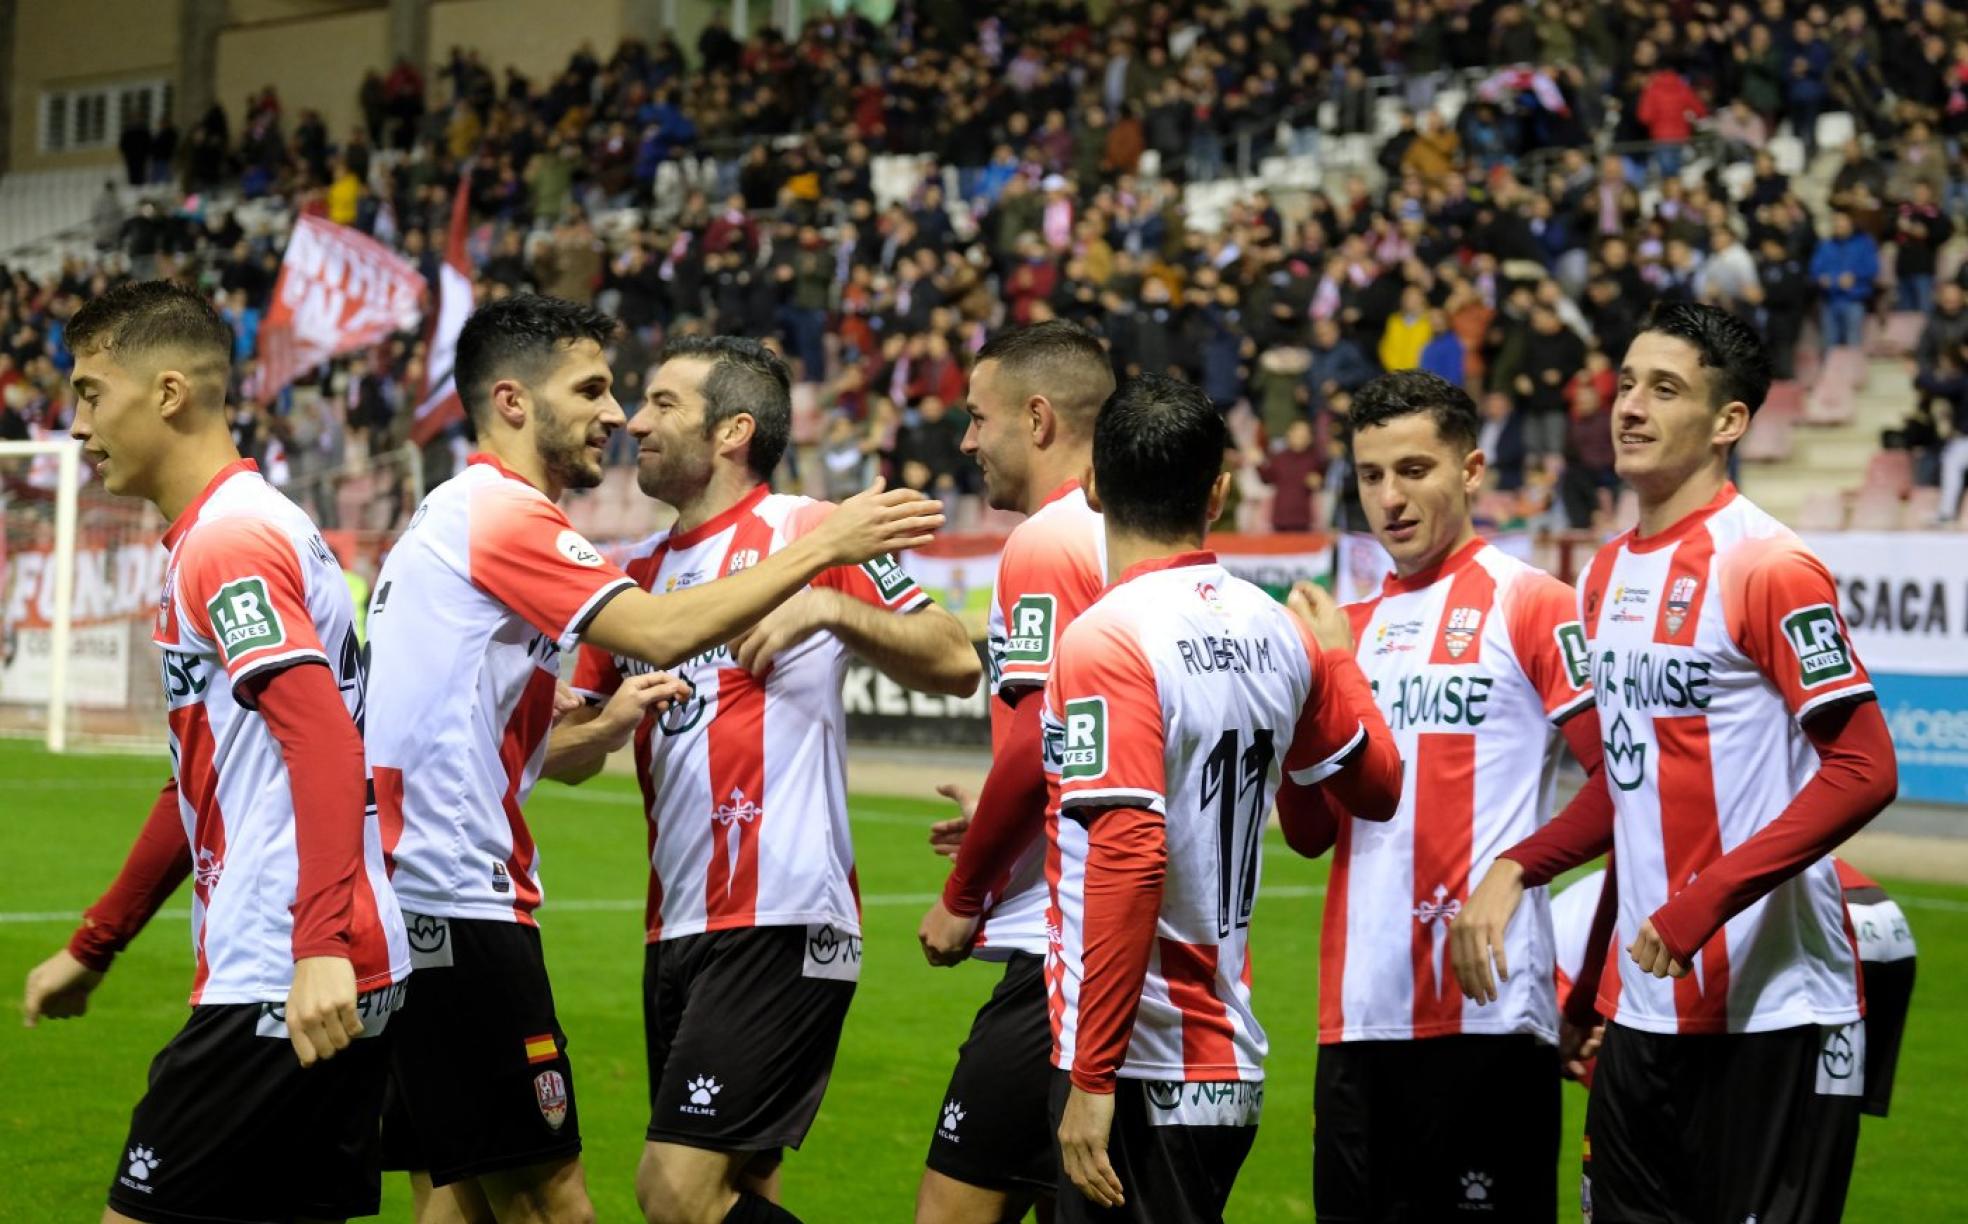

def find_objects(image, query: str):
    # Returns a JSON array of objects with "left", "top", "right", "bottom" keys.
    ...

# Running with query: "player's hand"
[
  {"left": 552, "top": 683, "right": 585, "bottom": 723},
  {"left": 1628, "top": 919, "right": 1690, "bottom": 979},
  {"left": 593, "top": 672, "right": 693, "bottom": 750},
  {"left": 817, "top": 478, "right": 945, "bottom": 565},
  {"left": 1059, "top": 1085, "right": 1125, "bottom": 1208},
  {"left": 929, "top": 782, "right": 976, "bottom": 859},
  {"left": 1450, "top": 859, "right": 1524, "bottom": 1004},
  {"left": 1558, "top": 1018, "right": 1605, "bottom": 1081},
  {"left": 22, "top": 949, "right": 104, "bottom": 1026},
  {"left": 286, "top": 955, "right": 362, "bottom": 1068},
  {"left": 730, "top": 590, "right": 837, "bottom": 675},
  {"left": 1288, "top": 580, "right": 1354, "bottom": 653},
  {"left": 918, "top": 899, "right": 980, "bottom": 968}
]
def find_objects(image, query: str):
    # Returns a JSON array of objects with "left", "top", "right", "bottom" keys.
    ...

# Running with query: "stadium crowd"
[{"left": 5, "top": 0, "right": 1968, "bottom": 529}]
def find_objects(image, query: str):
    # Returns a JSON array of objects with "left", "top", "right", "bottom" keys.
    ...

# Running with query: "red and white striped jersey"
[
  {"left": 1551, "top": 868, "right": 1608, "bottom": 1007},
  {"left": 1323, "top": 539, "right": 1591, "bottom": 1043},
  {"left": 974, "top": 481, "right": 1106, "bottom": 959},
  {"left": 1580, "top": 484, "right": 1873, "bottom": 1034},
  {"left": 1045, "top": 553, "right": 1367, "bottom": 1083},
  {"left": 154, "top": 459, "right": 409, "bottom": 1005},
  {"left": 569, "top": 485, "right": 930, "bottom": 941},
  {"left": 366, "top": 453, "right": 635, "bottom": 925}
]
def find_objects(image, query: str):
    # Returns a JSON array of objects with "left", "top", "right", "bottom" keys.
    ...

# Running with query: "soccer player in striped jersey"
[
  {"left": 1046, "top": 374, "right": 1401, "bottom": 1223},
  {"left": 364, "top": 296, "right": 943, "bottom": 1223},
  {"left": 22, "top": 281, "right": 411, "bottom": 1223},
  {"left": 543, "top": 336, "right": 979, "bottom": 1224},
  {"left": 1465, "top": 302, "right": 1899, "bottom": 1223},
  {"left": 913, "top": 321, "right": 1113, "bottom": 1224},
  {"left": 1276, "top": 370, "right": 1611, "bottom": 1222}
]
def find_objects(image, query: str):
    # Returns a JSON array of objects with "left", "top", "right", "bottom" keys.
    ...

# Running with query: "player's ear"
[
  {"left": 1028, "top": 393, "right": 1056, "bottom": 446},
  {"left": 489, "top": 378, "right": 529, "bottom": 430},
  {"left": 1463, "top": 444, "right": 1488, "bottom": 497},
  {"left": 719, "top": 411, "right": 756, "bottom": 458},
  {"left": 1713, "top": 399, "right": 1751, "bottom": 451},
  {"left": 1205, "top": 470, "right": 1233, "bottom": 525},
  {"left": 1083, "top": 467, "right": 1103, "bottom": 512},
  {"left": 154, "top": 367, "right": 192, "bottom": 423}
]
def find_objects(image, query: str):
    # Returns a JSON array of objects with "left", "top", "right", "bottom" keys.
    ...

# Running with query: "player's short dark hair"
[
  {"left": 1636, "top": 300, "right": 1772, "bottom": 417},
  {"left": 974, "top": 319, "right": 1115, "bottom": 433},
  {"left": 658, "top": 334, "right": 793, "bottom": 480},
  {"left": 454, "top": 294, "right": 617, "bottom": 426},
  {"left": 64, "top": 280, "right": 234, "bottom": 377},
  {"left": 1347, "top": 369, "right": 1480, "bottom": 453},
  {"left": 1093, "top": 373, "right": 1228, "bottom": 542}
]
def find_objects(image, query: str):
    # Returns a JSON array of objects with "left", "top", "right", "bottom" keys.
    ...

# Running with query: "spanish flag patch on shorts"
[{"left": 525, "top": 1033, "right": 557, "bottom": 1065}]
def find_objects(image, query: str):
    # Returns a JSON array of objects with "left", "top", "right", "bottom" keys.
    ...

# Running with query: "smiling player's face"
[
  {"left": 629, "top": 357, "right": 718, "bottom": 504},
  {"left": 527, "top": 338, "right": 622, "bottom": 492},
  {"left": 1352, "top": 412, "right": 1483, "bottom": 578}
]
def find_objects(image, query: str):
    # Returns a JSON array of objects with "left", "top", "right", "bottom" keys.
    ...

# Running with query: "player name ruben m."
[{"left": 1174, "top": 633, "right": 1279, "bottom": 676}]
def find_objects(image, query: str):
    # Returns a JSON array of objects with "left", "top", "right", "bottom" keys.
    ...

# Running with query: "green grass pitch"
[{"left": 2, "top": 739, "right": 1964, "bottom": 1220}]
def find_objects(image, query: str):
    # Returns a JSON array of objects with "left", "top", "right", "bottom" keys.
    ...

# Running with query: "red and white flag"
[
  {"left": 410, "top": 177, "right": 475, "bottom": 445},
  {"left": 251, "top": 216, "right": 426, "bottom": 401}
]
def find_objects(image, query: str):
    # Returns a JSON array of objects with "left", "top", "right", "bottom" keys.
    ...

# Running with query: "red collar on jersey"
[
  {"left": 467, "top": 450, "right": 540, "bottom": 490},
  {"left": 163, "top": 458, "right": 261, "bottom": 550},
  {"left": 1036, "top": 479, "right": 1082, "bottom": 511},
  {"left": 1114, "top": 549, "right": 1217, "bottom": 587},
  {"left": 1380, "top": 534, "right": 1486, "bottom": 597},
  {"left": 1625, "top": 480, "right": 1739, "bottom": 554},
  {"left": 669, "top": 483, "right": 770, "bottom": 550}
]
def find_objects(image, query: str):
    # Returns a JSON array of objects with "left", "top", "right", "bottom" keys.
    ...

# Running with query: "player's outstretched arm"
[
  {"left": 250, "top": 661, "right": 373, "bottom": 1067},
  {"left": 584, "top": 481, "right": 944, "bottom": 670},
  {"left": 1454, "top": 708, "right": 1615, "bottom": 1002},
  {"left": 1061, "top": 804, "right": 1167, "bottom": 1210},
  {"left": 542, "top": 672, "right": 693, "bottom": 785},
  {"left": 920, "top": 688, "right": 1048, "bottom": 965},
  {"left": 1643, "top": 698, "right": 1896, "bottom": 971},
  {"left": 733, "top": 590, "right": 980, "bottom": 697},
  {"left": 26, "top": 779, "right": 191, "bottom": 1025}
]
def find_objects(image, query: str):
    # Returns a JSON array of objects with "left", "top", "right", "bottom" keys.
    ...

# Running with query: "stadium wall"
[
  {"left": 9, "top": 0, "right": 179, "bottom": 173},
  {"left": 216, "top": 8, "right": 390, "bottom": 149}
]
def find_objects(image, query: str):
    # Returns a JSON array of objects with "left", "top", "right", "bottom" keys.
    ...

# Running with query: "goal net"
[{"left": 1, "top": 437, "right": 425, "bottom": 752}]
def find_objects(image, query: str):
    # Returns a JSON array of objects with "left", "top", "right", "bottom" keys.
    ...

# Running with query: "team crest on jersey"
[
  {"left": 1441, "top": 606, "right": 1483, "bottom": 658},
  {"left": 1665, "top": 577, "right": 1698, "bottom": 635},
  {"left": 533, "top": 1069, "right": 568, "bottom": 1131},
  {"left": 726, "top": 549, "right": 760, "bottom": 575}
]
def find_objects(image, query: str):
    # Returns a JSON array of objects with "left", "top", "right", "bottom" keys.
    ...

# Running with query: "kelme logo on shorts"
[
  {"left": 1004, "top": 594, "right": 1057, "bottom": 665},
  {"left": 862, "top": 553, "right": 915, "bottom": 601},
  {"left": 1060, "top": 697, "right": 1108, "bottom": 782},
  {"left": 1781, "top": 604, "right": 1855, "bottom": 688},
  {"left": 207, "top": 577, "right": 284, "bottom": 663},
  {"left": 1555, "top": 622, "right": 1590, "bottom": 689}
]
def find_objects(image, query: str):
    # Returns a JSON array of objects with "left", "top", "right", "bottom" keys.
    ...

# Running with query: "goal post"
[{"left": 0, "top": 437, "right": 83, "bottom": 752}]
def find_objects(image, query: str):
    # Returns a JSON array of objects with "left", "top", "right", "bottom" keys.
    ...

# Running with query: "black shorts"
[
  {"left": 1047, "top": 1070, "right": 1259, "bottom": 1224},
  {"left": 1583, "top": 1021, "right": 1863, "bottom": 1224},
  {"left": 644, "top": 922, "right": 858, "bottom": 1153},
  {"left": 381, "top": 913, "right": 582, "bottom": 1186},
  {"left": 1313, "top": 1033, "right": 1559, "bottom": 1223},
  {"left": 925, "top": 952, "right": 1058, "bottom": 1195},
  {"left": 108, "top": 989, "right": 401, "bottom": 1224}
]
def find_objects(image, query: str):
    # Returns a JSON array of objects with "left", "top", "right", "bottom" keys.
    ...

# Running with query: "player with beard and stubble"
[
  {"left": 543, "top": 335, "right": 979, "bottom": 1224},
  {"left": 913, "top": 320, "right": 1114, "bottom": 1224},
  {"left": 365, "top": 296, "right": 946, "bottom": 1224}
]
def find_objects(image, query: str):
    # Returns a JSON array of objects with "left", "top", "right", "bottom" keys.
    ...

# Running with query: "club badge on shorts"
[{"left": 534, "top": 1069, "right": 568, "bottom": 1131}]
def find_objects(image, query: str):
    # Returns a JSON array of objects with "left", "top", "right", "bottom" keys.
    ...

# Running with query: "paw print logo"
[
  {"left": 940, "top": 1100, "right": 965, "bottom": 1133},
  {"left": 1461, "top": 1170, "right": 1493, "bottom": 1203},
  {"left": 686, "top": 1076, "right": 722, "bottom": 1107},
  {"left": 126, "top": 1146, "right": 160, "bottom": 1181}
]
